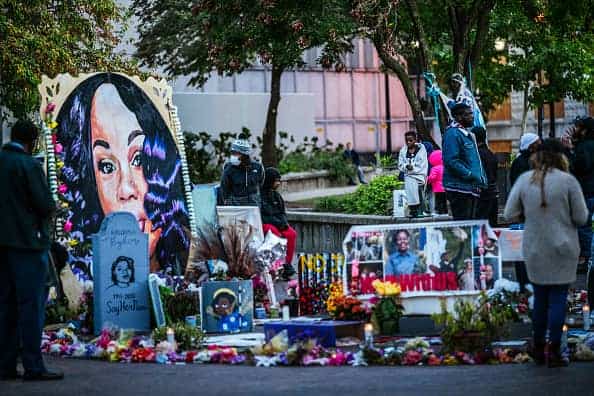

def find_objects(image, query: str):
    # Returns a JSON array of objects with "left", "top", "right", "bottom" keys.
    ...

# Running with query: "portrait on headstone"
[
  {"left": 40, "top": 72, "right": 192, "bottom": 276},
  {"left": 107, "top": 256, "right": 136, "bottom": 290}
]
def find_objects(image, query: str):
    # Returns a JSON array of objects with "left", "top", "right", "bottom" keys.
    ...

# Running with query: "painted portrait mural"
[{"left": 39, "top": 73, "right": 192, "bottom": 277}]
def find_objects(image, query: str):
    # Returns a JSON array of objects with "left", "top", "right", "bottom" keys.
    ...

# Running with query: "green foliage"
[
  {"left": 152, "top": 323, "right": 205, "bottom": 351},
  {"left": 379, "top": 154, "right": 397, "bottom": 169},
  {"left": 433, "top": 292, "right": 516, "bottom": 353},
  {"left": 352, "top": 174, "right": 402, "bottom": 216},
  {"left": 133, "top": 0, "right": 354, "bottom": 164},
  {"left": 371, "top": 296, "right": 405, "bottom": 335},
  {"left": 314, "top": 174, "right": 403, "bottom": 215},
  {"left": 183, "top": 128, "right": 293, "bottom": 184},
  {"left": 0, "top": 0, "right": 140, "bottom": 120},
  {"left": 277, "top": 137, "right": 355, "bottom": 183}
]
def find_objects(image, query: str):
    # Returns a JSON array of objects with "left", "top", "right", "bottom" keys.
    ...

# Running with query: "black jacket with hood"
[{"left": 260, "top": 168, "right": 288, "bottom": 230}]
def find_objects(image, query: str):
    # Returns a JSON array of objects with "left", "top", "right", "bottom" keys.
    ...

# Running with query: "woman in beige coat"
[{"left": 504, "top": 139, "right": 589, "bottom": 367}]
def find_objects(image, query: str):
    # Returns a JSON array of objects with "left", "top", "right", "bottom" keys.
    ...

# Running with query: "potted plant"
[{"left": 370, "top": 280, "right": 405, "bottom": 335}]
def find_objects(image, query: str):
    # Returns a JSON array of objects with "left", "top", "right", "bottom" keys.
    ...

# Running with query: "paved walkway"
[
  {"left": 4, "top": 356, "right": 593, "bottom": 396},
  {"left": 283, "top": 185, "right": 359, "bottom": 202}
]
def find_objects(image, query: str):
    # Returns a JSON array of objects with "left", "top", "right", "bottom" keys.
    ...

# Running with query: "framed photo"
[{"left": 200, "top": 280, "right": 254, "bottom": 334}]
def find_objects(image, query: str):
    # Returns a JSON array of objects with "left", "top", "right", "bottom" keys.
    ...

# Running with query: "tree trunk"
[
  {"left": 375, "top": 45, "right": 436, "bottom": 147},
  {"left": 262, "top": 64, "right": 283, "bottom": 166}
]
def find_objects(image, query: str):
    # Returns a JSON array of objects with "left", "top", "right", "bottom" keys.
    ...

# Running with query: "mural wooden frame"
[{"left": 37, "top": 72, "right": 197, "bottom": 236}]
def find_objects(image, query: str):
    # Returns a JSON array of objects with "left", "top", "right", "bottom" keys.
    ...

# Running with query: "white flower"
[
  {"left": 255, "top": 355, "right": 281, "bottom": 367},
  {"left": 350, "top": 351, "right": 368, "bottom": 367},
  {"left": 83, "top": 280, "right": 94, "bottom": 293}
]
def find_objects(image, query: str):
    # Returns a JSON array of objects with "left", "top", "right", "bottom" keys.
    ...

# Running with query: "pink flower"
[
  {"left": 55, "top": 143, "right": 63, "bottom": 154},
  {"left": 45, "top": 102, "right": 56, "bottom": 114},
  {"left": 63, "top": 220, "right": 73, "bottom": 233},
  {"left": 58, "top": 184, "right": 68, "bottom": 194}
]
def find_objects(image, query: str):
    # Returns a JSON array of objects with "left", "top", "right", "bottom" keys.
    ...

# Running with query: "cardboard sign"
[{"left": 92, "top": 212, "right": 150, "bottom": 334}]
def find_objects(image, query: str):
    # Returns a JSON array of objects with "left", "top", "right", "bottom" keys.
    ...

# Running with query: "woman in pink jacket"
[{"left": 426, "top": 150, "right": 447, "bottom": 214}]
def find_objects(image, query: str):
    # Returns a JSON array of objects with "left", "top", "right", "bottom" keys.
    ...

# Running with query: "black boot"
[
  {"left": 281, "top": 263, "right": 296, "bottom": 281},
  {"left": 547, "top": 342, "right": 569, "bottom": 368},
  {"left": 532, "top": 340, "right": 546, "bottom": 365}
]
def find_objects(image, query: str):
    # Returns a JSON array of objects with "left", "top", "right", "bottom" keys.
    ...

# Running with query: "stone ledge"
[{"left": 287, "top": 211, "right": 453, "bottom": 225}]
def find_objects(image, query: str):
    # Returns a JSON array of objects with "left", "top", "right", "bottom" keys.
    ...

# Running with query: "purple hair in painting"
[{"left": 56, "top": 73, "right": 191, "bottom": 276}]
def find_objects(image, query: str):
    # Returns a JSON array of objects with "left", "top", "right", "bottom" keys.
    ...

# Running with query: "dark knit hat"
[{"left": 263, "top": 167, "right": 281, "bottom": 190}]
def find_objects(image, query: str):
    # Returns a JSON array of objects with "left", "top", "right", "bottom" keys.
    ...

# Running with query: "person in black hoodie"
[
  {"left": 509, "top": 132, "right": 541, "bottom": 187},
  {"left": 260, "top": 167, "right": 296, "bottom": 280},
  {"left": 472, "top": 126, "right": 499, "bottom": 227},
  {"left": 570, "top": 117, "right": 594, "bottom": 308}
]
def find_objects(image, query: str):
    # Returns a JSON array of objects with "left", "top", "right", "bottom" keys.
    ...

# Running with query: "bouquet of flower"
[
  {"left": 327, "top": 295, "right": 369, "bottom": 321},
  {"left": 371, "top": 280, "right": 404, "bottom": 335}
]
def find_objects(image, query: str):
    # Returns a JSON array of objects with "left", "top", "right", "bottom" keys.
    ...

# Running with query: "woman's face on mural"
[
  {"left": 115, "top": 261, "right": 132, "bottom": 284},
  {"left": 91, "top": 83, "right": 162, "bottom": 257}
]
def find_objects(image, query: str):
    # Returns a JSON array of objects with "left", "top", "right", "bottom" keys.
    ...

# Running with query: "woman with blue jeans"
[{"left": 505, "top": 139, "right": 589, "bottom": 367}]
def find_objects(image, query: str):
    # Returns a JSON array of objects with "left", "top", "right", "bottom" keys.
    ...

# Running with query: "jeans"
[
  {"left": 446, "top": 191, "right": 478, "bottom": 220},
  {"left": 532, "top": 283, "right": 569, "bottom": 344},
  {"left": 0, "top": 248, "right": 49, "bottom": 375},
  {"left": 578, "top": 197, "right": 594, "bottom": 260},
  {"left": 477, "top": 197, "right": 499, "bottom": 227},
  {"left": 434, "top": 192, "right": 448, "bottom": 215}
]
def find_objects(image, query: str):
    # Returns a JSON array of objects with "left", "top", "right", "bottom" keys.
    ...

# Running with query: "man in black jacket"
[
  {"left": 0, "top": 120, "right": 62, "bottom": 381},
  {"left": 220, "top": 139, "right": 265, "bottom": 206},
  {"left": 509, "top": 132, "right": 541, "bottom": 187},
  {"left": 260, "top": 167, "right": 296, "bottom": 280},
  {"left": 570, "top": 118, "right": 594, "bottom": 308},
  {"left": 472, "top": 127, "right": 499, "bottom": 227},
  {"left": 343, "top": 142, "right": 367, "bottom": 185}
]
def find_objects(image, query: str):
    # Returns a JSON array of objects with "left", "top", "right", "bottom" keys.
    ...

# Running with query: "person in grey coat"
[{"left": 504, "top": 139, "right": 589, "bottom": 368}]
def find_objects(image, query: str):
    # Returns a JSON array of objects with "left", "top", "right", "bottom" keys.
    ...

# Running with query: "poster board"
[
  {"left": 342, "top": 220, "right": 502, "bottom": 295},
  {"left": 200, "top": 280, "right": 254, "bottom": 334},
  {"left": 216, "top": 206, "right": 264, "bottom": 244},
  {"left": 38, "top": 72, "right": 195, "bottom": 278}
]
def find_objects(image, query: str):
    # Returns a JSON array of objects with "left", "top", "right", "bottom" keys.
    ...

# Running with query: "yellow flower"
[
  {"left": 48, "top": 121, "right": 58, "bottom": 130},
  {"left": 56, "top": 160, "right": 64, "bottom": 169},
  {"left": 68, "top": 239, "right": 79, "bottom": 247},
  {"left": 61, "top": 202, "right": 69, "bottom": 208}
]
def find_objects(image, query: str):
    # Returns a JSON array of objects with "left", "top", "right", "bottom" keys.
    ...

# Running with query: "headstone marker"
[{"left": 92, "top": 212, "right": 150, "bottom": 334}]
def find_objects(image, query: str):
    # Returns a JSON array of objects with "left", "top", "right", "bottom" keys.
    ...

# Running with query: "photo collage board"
[{"left": 342, "top": 220, "right": 502, "bottom": 295}]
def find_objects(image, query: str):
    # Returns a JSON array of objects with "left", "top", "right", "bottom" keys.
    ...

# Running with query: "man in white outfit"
[{"left": 398, "top": 131, "right": 428, "bottom": 217}]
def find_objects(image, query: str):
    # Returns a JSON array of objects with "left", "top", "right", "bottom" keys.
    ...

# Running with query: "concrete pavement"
[{"left": 2, "top": 356, "right": 593, "bottom": 396}]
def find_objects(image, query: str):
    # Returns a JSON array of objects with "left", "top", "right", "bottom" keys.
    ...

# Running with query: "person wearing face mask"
[{"left": 220, "top": 139, "right": 265, "bottom": 207}]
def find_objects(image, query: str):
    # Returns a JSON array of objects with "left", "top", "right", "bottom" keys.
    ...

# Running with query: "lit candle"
[
  {"left": 166, "top": 327, "right": 175, "bottom": 344},
  {"left": 364, "top": 323, "right": 374, "bottom": 346},
  {"left": 561, "top": 324, "right": 568, "bottom": 352},
  {"left": 584, "top": 304, "right": 591, "bottom": 331}
]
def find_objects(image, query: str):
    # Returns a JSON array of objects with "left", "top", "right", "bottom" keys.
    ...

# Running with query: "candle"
[
  {"left": 561, "top": 324, "right": 568, "bottom": 352},
  {"left": 364, "top": 323, "right": 374, "bottom": 346},
  {"left": 282, "top": 305, "right": 290, "bottom": 321},
  {"left": 584, "top": 304, "right": 591, "bottom": 331},
  {"left": 166, "top": 327, "right": 175, "bottom": 344}
]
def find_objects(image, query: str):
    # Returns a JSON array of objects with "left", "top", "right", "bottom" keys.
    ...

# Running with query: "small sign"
[
  {"left": 148, "top": 274, "right": 166, "bottom": 328},
  {"left": 92, "top": 212, "right": 150, "bottom": 334}
]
